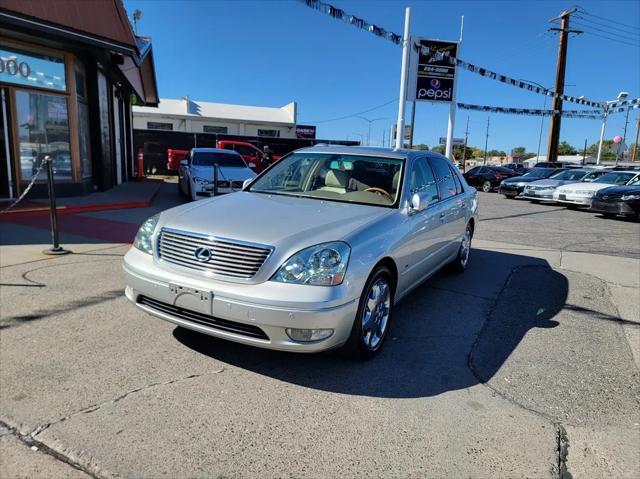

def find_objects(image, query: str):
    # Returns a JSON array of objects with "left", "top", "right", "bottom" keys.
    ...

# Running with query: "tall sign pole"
[
  {"left": 445, "top": 16, "right": 464, "bottom": 160},
  {"left": 546, "top": 8, "right": 580, "bottom": 163},
  {"left": 395, "top": 7, "right": 412, "bottom": 149}
]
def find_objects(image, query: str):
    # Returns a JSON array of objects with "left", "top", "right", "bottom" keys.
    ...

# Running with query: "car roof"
[
  {"left": 600, "top": 170, "right": 639, "bottom": 174},
  {"left": 295, "top": 145, "right": 432, "bottom": 160},
  {"left": 191, "top": 147, "right": 239, "bottom": 155}
]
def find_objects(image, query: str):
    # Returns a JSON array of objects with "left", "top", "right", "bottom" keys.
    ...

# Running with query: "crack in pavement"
[
  {"left": 29, "top": 371, "right": 221, "bottom": 438},
  {"left": 554, "top": 424, "right": 572, "bottom": 479}
]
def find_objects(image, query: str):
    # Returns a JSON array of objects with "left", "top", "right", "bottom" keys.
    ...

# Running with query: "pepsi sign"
[{"left": 414, "top": 39, "right": 458, "bottom": 103}]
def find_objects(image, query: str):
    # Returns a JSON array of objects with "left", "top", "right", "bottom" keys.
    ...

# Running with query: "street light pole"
[
  {"left": 355, "top": 116, "right": 387, "bottom": 146},
  {"left": 520, "top": 79, "right": 548, "bottom": 161}
]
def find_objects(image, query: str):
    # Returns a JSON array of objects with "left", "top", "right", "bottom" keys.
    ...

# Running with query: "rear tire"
[
  {"left": 343, "top": 266, "right": 394, "bottom": 360},
  {"left": 482, "top": 181, "right": 492, "bottom": 193},
  {"left": 450, "top": 222, "right": 473, "bottom": 273},
  {"left": 505, "top": 195, "right": 515, "bottom": 199}
]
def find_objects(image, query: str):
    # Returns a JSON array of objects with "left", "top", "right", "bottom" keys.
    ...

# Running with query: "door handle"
[{"left": 439, "top": 212, "right": 446, "bottom": 223}]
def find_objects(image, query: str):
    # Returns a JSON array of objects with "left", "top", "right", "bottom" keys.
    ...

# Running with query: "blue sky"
[{"left": 124, "top": 0, "right": 639, "bottom": 153}]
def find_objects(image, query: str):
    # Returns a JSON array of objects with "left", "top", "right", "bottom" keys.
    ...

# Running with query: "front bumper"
[
  {"left": 123, "top": 247, "right": 358, "bottom": 353},
  {"left": 590, "top": 199, "right": 639, "bottom": 217},
  {"left": 553, "top": 193, "right": 593, "bottom": 206},
  {"left": 498, "top": 184, "right": 525, "bottom": 197},
  {"left": 521, "top": 189, "right": 556, "bottom": 201}
]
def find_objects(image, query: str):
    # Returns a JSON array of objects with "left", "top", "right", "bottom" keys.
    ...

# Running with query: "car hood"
[
  {"left": 556, "top": 182, "right": 616, "bottom": 193},
  {"left": 525, "top": 179, "right": 570, "bottom": 187},
  {"left": 159, "top": 191, "right": 393, "bottom": 260},
  {"left": 190, "top": 165, "right": 255, "bottom": 181},
  {"left": 595, "top": 185, "right": 640, "bottom": 196}
]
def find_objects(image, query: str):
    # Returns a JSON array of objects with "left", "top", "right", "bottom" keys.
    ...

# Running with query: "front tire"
[
  {"left": 482, "top": 181, "right": 492, "bottom": 193},
  {"left": 343, "top": 266, "right": 394, "bottom": 360}
]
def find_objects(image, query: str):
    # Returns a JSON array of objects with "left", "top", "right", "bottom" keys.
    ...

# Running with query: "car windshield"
[
  {"left": 192, "top": 152, "right": 246, "bottom": 167},
  {"left": 549, "top": 169, "right": 589, "bottom": 181},
  {"left": 523, "top": 168, "right": 555, "bottom": 178},
  {"left": 594, "top": 172, "right": 637, "bottom": 185},
  {"left": 249, "top": 152, "right": 404, "bottom": 207}
]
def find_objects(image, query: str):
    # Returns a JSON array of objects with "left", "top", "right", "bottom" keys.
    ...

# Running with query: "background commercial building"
[
  {"left": 0, "top": 0, "right": 158, "bottom": 198},
  {"left": 133, "top": 97, "right": 299, "bottom": 139}
]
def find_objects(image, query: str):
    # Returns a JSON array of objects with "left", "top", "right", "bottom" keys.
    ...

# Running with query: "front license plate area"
[
  {"left": 169, "top": 283, "right": 213, "bottom": 315},
  {"left": 559, "top": 194, "right": 566, "bottom": 200}
]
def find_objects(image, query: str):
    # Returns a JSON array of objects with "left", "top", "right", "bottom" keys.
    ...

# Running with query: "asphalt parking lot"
[{"left": 1, "top": 185, "right": 639, "bottom": 478}]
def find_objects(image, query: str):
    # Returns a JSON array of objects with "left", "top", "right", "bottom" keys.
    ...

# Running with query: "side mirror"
[
  {"left": 180, "top": 159, "right": 188, "bottom": 166},
  {"left": 242, "top": 179, "right": 252, "bottom": 190},
  {"left": 409, "top": 192, "right": 431, "bottom": 214},
  {"left": 248, "top": 162, "right": 256, "bottom": 168}
]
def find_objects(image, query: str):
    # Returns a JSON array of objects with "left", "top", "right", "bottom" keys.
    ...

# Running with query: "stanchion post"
[{"left": 43, "top": 156, "right": 70, "bottom": 255}]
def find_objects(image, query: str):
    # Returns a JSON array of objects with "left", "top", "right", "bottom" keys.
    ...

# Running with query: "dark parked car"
[
  {"left": 533, "top": 162, "right": 564, "bottom": 168},
  {"left": 498, "top": 168, "right": 566, "bottom": 198},
  {"left": 503, "top": 163, "right": 528, "bottom": 175},
  {"left": 590, "top": 179, "right": 640, "bottom": 219},
  {"left": 463, "top": 165, "right": 518, "bottom": 192}
]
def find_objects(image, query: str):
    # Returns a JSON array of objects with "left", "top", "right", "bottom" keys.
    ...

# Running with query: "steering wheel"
[{"left": 363, "top": 187, "right": 392, "bottom": 199}]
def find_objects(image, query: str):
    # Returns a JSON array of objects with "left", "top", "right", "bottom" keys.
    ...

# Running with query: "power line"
[
  {"left": 301, "top": 98, "right": 397, "bottom": 124},
  {"left": 571, "top": 19, "right": 640, "bottom": 44},
  {"left": 580, "top": 29, "right": 640, "bottom": 48},
  {"left": 575, "top": 6, "right": 640, "bottom": 34},
  {"left": 573, "top": 13, "right": 640, "bottom": 37}
]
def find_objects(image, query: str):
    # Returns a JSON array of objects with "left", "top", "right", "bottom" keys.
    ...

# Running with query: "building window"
[
  {"left": 15, "top": 90, "right": 71, "bottom": 180},
  {"left": 147, "top": 121, "right": 173, "bottom": 131},
  {"left": 203, "top": 125, "right": 227, "bottom": 134},
  {"left": 1, "top": 45, "right": 66, "bottom": 91},
  {"left": 75, "top": 60, "right": 91, "bottom": 178},
  {"left": 257, "top": 129, "right": 280, "bottom": 138}
]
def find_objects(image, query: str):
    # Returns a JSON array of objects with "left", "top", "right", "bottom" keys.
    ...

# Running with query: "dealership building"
[
  {"left": 0, "top": 0, "right": 158, "bottom": 198},
  {"left": 133, "top": 97, "right": 304, "bottom": 139}
]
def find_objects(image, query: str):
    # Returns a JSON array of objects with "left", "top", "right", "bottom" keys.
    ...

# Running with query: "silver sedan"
[{"left": 123, "top": 146, "right": 478, "bottom": 358}]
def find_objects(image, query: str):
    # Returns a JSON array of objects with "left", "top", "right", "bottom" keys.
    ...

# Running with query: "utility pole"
[
  {"left": 395, "top": 7, "right": 411, "bottom": 150},
  {"left": 582, "top": 138, "right": 587, "bottom": 164},
  {"left": 632, "top": 117, "right": 639, "bottom": 161},
  {"left": 546, "top": 8, "right": 581, "bottom": 163},
  {"left": 483, "top": 116, "right": 490, "bottom": 164},
  {"left": 621, "top": 107, "right": 631, "bottom": 160},
  {"left": 462, "top": 116, "right": 470, "bottom": 171},
  {"left": 408, "top": 100, "right": 416, "bottom": 149}
]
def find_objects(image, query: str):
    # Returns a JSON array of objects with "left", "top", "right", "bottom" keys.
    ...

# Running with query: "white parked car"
[
  {"left": 124, "top": 146, "right": 478, "bottom": 358},
  {"left": 553, "top": 170, "right": 640, "bottom": 207},
  {"left": 178, "top": 148, "right": 256, "bottom": 201}
]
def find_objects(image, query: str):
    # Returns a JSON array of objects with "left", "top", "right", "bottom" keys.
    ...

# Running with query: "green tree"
[
  {"left": 412, "top": 144, "right": 429, "bottom": 150},
  {"left": 557, "top": 141, "right": 577, "bottom": 155},
  {"left": 511, "top": 146, "right": 527, "bottom": 158},
  {"left": 431, "top": 145, "right": 446, "bottom": 154},
  {"left": 586, "top": 140, "right": 615, "bottom": 161}
]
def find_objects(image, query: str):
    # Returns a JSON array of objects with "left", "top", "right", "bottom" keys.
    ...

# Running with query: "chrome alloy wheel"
[
  {"left": 361, "top": 278, "right": 391, "bottom": 350},
  {"left": 482, "top": 181, "right": 492, "bottom": 193},
  {"left": 460, "top": 225, "right": 472, "bottom": 268}
]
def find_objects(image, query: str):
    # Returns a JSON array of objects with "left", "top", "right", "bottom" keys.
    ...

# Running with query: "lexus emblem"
[
  {"left": 194, "top": 246, "right": 213, "bottom": 262},
  {"left": 602, "top": 195, "right": 609, "bottom": 200}
]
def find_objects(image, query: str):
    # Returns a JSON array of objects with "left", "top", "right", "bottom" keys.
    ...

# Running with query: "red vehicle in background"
[{"left": 166, "top": 140, "right": 280, "bottom": 173}]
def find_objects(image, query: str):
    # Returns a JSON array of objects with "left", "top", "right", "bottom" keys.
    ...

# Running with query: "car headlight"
[
  {"left": 193, "top": 176, "right": 211, "bottom": 185},
  {"left": 516, "top": 182, "right": 527, "bottom": 187},
  {"left": 133, "top": 214, "right": 159, "bottom": 254},
  {"left": 622, "top": 194, "right": 640, "bottom": 200},
  {"left": 272, "top": 241, "right": 351, "bottom": 286}
]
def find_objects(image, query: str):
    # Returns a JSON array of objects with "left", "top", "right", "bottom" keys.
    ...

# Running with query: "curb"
[{"left": 0, "top": 185, "right": 161, "bottom": 219}]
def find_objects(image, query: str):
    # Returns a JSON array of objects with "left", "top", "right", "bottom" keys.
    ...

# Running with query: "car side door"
[
  {"left": 178, "top": 152, "right": 191, "bottom": 191},
  {"left": 464, "top": 166, "right": 481, "bottom": 186},
  {"left": 399, "top": 156, "right": 451, "bottom": 285},
  {"left": 429, "top": 156, "right": 467, "bottom": 257}
]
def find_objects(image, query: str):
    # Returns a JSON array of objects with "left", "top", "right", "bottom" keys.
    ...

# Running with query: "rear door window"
[
  {"left": 449, "top": 165, "right": 463, "bottom": 194},
  {"left": 430, "top": 157, "right": 458, "bottom": 200}
]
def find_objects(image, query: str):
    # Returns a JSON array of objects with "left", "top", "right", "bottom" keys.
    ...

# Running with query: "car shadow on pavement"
[{"left": 174, "top": 249, "right": 569, "bottom": 399}]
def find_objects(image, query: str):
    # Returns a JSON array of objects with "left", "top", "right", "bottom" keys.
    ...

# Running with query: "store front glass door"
[
  {"left": 0, "top": 88, "right": 12, "bottom": 198},
  {"left": 15, "top": 90, "right": 71, "bottom": 182}
]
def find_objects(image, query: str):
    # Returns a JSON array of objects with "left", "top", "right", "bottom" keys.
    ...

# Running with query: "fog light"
[{"left": 285, "top": 328, "right": 334, "bottom": 342}]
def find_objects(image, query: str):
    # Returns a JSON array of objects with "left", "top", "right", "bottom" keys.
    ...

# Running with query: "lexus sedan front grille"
[
  {"left": 157, "top": 228, "right": 272, "bottom": 278},
  {"left": 137, "top": 296, "right": 269, "bottom": 340}
]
